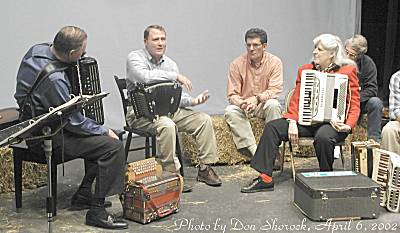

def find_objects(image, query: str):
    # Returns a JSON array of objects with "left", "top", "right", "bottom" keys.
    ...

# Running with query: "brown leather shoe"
[{"left": 197, "top": 166, "right": 222, "bottom": 186}]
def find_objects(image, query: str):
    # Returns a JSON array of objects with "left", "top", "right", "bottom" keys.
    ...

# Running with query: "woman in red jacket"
[{"left": 241, "top": 34, "right": 360, "bottom": 193}]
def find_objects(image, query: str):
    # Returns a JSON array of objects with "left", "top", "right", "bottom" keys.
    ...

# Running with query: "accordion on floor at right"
[
  {"left": 351, "top": 144, "right": 400, "bottom": 213},
  {"left": 298, "top": 70, "right": 348, "bottom": 126}
]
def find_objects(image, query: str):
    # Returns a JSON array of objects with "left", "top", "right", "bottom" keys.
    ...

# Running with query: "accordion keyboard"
[
  {"left": 126, "top": 158, "right": 159, "bottom": 183},
  {"left": 298, "top": 72, "right": 315, "bottom": 125}
]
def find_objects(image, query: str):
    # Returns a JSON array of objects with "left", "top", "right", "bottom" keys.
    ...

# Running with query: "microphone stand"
[
  {"left": 0, "top": 93, "right": 109, "bottom": 233},
  {"left": 42, "top": 126, "right": 54, "bottom": 233}
]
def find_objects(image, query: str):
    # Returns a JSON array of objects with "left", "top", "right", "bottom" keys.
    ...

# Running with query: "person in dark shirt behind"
[{"left": 345, "top": 34, "right": 383, "bottom": 142}]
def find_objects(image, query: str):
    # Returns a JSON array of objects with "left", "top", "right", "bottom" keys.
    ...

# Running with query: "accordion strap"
[{"left": 19, "top": 61, "right": 70, "bottom": 120}]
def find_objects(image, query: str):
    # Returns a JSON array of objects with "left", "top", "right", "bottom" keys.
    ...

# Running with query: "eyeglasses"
[
  {"left": 345, "top": 49, "right": 357, "bottom": 58},
  {"left": 246, "top": 43, "right": 263, "bottom": 49}
]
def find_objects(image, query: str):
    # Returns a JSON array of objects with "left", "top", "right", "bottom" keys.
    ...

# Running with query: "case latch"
[{"left": 321, "top": 191, "right": 328, "bottom": 201}]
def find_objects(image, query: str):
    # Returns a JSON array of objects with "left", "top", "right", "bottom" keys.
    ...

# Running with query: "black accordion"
[
  {"left": 129, "top": 81, "right": 182, "bottom": 121},
  {"left": 66, "top": 57, "right": 104, "bottom": 125}
]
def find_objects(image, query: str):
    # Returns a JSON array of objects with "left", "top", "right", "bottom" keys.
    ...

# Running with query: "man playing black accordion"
[
  {"left": 126, "top": 25, "right": 222, "bottom": 190},
  {"left": 14, "top": 26, "right": 128, "bottom": 230},
  {"left": 241, "top": 34, "right": 360, "bottom": 193}
]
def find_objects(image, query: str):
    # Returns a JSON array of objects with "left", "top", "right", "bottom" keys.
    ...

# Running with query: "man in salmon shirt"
[{"left": 225, "top": 28, "right": 283, "bottom": 159}]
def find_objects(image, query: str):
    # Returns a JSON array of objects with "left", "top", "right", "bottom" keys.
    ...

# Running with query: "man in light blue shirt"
[{"left": 126, "top": 25, "right": 221, "bottom": 188}]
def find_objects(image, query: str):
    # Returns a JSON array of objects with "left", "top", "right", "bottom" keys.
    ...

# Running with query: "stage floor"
[{"left": 1, "top": 137, "right": 399, "bottom": 233}]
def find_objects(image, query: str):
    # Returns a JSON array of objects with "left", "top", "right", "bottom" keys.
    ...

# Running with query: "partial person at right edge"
[
  {"left": 241, "top": 34, "right": 360, "bottom": 193},
  {"left": 381, "top": 70, "right": 400, "bottom": 154},
  {"left": 345, "top": 34, "right": 383, "bottom": 142},
  {"left": 225, "top": 28, "right": 283, "bottom": 158}
]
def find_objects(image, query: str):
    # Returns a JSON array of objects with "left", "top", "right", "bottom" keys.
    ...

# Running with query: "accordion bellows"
[
  {"left": 130, "top": 81, "right": 182, "bottom": 121},
  {"left": 351, "top": 141, "right": 380, "bottom": 178},
  {"left": 298, "top": 70, "right": 348, "bottom": 126}
]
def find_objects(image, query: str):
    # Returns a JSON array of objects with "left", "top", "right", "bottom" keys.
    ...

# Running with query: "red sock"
[{"left": 260, "top": 173, "right": 272, "bottom": 183}]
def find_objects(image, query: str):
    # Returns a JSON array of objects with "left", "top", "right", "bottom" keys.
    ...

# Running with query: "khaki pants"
[
  {"left": 381, "top": 121, "right": 400, "bottom": 155},
  {"left": 224, "top": 99, "right": 282, "bottom": 150},
  {"left": 127, "top": 107, "right": 218, "bottom": 172}
]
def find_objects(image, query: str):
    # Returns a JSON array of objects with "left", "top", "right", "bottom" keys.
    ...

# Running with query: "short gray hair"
[{"left": 345, "top": 34, "right": 368, "bottom": 55}]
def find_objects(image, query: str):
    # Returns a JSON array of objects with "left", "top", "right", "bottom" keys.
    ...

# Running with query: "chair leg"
[
  {"left": 278, "top": 142, "right": 286, "bottom": 176},
  {"left": 289, "top": 142, "right": 296, "bottom": 182},
  {"left": 145, "top": 137, "right": 150, "bottom": 159},
  {"left": 125, "top": 132, "right": 132, "bottom": 161},
  {"left": 175, "top": 136, "right": 184, "bottom": 177},
  {"left": 151, "top": 136, "right": 156, "bottom": 157},
  {"left": 13, "top": 149, "right": 23, "bottom": 212},
  {"left": 339, "top": 145, "right": 345, "bottom": 170}
]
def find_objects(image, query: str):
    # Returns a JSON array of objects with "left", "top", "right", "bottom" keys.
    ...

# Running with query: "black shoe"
[
  {"left": 86, "top": 208, "right": 128, "bottom": 230},
  {"left": 197, "top": 166, "right": 222, "bottom": 186},
  {"left": 183, "top": 184, "right": 193, "bottom": 193},
  {"left": 241, "top": 177, "right": 274, "bottom": 193},
  {"left": 70, "top": 192, "right": 112, "bottom": 211}
]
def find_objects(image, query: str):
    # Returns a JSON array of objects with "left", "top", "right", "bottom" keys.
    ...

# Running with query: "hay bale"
[
  {"left": 181, "top": 115, "right": 264, "bottom": 165},
  {"left": 0, "top": 147, "right": 47, "bottom": 193}
]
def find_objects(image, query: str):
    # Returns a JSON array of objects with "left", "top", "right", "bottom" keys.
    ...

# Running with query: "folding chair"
[{"left": 278, "top": 89, "right": 346, "bottom": 181}]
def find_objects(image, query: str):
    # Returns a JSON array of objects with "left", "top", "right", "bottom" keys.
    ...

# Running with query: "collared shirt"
[
  {"left": 227, "top": 51, "right": 283, "bottom": 106},
  {"left": 389, "top": 70, "right": 400, "bottom": 120},
  {"left": 14, "top": 43, "right": 108, "bottom": 136},
  {"left": 126, "top": 48, "right": 193, "bottom": 107}
]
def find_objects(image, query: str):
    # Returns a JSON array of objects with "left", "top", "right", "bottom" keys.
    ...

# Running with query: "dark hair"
[
  {"left": 245, "top": 28, "right": 268, "bottom": 44},
  {"left": 144, "top": 25, "right": 166, "bottom": 39},
  {"left": 53, "top": 26, "right": 87, "bottom": 54}
]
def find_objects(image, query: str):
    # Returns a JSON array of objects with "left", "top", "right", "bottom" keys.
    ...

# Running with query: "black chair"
[
  {"left": 11, "top": 141, "right": 61, "bottom": 215},
  {"left": 113, "top": 76, "right": 184, "bottom": 176},
  {"left": 278, "top": 89, "right": 346, "bottom": 181}
]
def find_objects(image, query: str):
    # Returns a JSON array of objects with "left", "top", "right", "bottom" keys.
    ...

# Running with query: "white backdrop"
[{"left": 0, "top": 0, "right": 360, "bottom": 130}]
